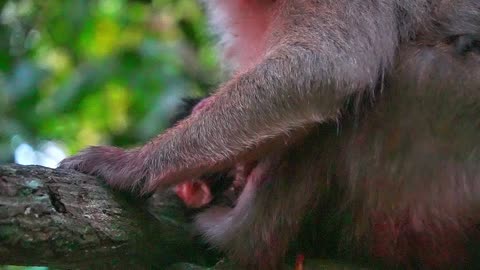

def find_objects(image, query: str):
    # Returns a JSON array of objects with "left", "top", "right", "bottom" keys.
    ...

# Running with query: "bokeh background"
[
  {"left": 0, "top": 0, "right": 219, "bottom": 169},
  {"left": 0, "top": 1, "right": 220, "bottom": 268}
]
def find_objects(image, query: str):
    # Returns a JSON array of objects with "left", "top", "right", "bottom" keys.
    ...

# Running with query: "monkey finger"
[
  {"left": 58, "top": 146, "right": 118, "bottom": 171},
  {"left": 58, "top": 146, "right": 150, "bottom": 192}
]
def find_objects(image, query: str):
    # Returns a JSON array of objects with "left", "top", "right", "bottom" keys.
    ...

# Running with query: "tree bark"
[
  {"left": 0, "top": 164, "right": 213, "bottom": 269},
  {"left": 0, "top": 164, "right": 364, "bottom": 270}
]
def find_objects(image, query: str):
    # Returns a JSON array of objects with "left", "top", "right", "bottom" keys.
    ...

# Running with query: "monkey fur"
[{"left": 60, "top": 1, "right": 480, "bottom": 269}]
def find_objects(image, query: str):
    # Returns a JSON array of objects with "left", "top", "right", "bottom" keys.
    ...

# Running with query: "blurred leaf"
[{"left": 0, "top": 0, "right": 218, "bottom": 161}]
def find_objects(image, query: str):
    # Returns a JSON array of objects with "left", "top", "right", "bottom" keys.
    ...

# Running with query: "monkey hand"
[{"left": 58, "top": 146, "right": 154, "bottom": 193}]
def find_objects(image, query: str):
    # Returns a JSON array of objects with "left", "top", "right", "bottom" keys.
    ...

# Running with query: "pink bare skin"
[{"left": 175, "top": 180, "right": 213, "bottom": 209}]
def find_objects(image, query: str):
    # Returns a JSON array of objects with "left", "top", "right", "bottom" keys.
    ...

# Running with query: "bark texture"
[{"left": 0, "top": 164, "right": 211, "bottom": 269}]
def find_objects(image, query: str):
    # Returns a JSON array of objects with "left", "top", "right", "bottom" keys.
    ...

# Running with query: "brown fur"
[{"left": 60, "top": 0, "right": 480, "bottom": 268}]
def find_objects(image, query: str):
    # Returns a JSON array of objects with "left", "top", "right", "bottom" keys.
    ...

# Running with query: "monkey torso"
[
  {"left": 204, "top": 0, "right": 443, "bottom": 72},
  {"left": 335, "top": 44, "right": 480, "bottom": 268}
]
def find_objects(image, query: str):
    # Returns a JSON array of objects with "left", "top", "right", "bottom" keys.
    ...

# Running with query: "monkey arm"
[
  {"left": 60, "top": 4, "right": 399, "bottom": 193},
  {"left": 145, "top": 47, "right": 349, "bottom": 187},
  {"left": 139, "top": 29, "right": 399, "bottom": 191}
]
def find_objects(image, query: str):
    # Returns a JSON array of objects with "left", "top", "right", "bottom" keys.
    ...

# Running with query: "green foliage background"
[{"left": 0, "top": 0, "right": 219, "bottom": 163}]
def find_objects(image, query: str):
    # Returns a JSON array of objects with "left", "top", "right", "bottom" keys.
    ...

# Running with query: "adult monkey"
[{"left": 60, "top": 1, "right": 480, "bottom": 269}]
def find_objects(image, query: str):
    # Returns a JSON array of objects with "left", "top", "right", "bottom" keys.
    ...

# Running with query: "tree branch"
[
  {"left": 0, "top": 164, "right": 365, "bottom": 270},
  {"left": 0, "top": 164, "right": 213, "bottom": 269}
]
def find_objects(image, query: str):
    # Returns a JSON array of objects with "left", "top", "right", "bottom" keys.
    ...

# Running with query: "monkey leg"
[{"left": 194, "top": 130, "right": 333, "bottom": 270}]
